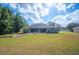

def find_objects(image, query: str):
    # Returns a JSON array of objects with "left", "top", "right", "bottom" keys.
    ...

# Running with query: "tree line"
[{"left": 0, "top": 6, "right": 28, "bottom": 35}]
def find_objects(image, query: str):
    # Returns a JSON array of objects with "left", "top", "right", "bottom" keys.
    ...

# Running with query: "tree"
[
  {"left": 19, "top": 18, "right": 29, "bottom": 33},
  {"left": 0, "top": 6, "right": 28, "bottom": 35},
  {"left": 0, "top": 6, "right": 13, "bottom": 34},
  {"left": 48, "top": 22, "right": 61, "bottom": 31},
  {"left": 48, "top": 22, "right": 54, "bottom": 26},
  {"left": 66, "top": 23, "right": 79, "bottom": 32},
  {"left": 13, "top": 14, "right": 22, "bottom": 32}
]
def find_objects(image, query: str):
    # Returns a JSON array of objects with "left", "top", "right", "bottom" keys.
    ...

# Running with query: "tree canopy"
[
  {"left": 66, "top": 23, "right": 79, "bottom": 32},
  {"left": 0, "top": 6, "right": 28, "bottom": 35}
]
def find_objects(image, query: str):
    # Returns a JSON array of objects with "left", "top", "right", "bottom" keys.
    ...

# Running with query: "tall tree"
[
  {"left": 66, "top": 23, "right": 79, "bottom": 32},
  {"left": 0, "top": 6, "right": 13, "bottom": 34},
  {"left": 0, "top": 6, "right": 28, "bottom": 34}
]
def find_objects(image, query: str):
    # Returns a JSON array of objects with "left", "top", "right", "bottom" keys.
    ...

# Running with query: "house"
[
  {"left": 29, "top": 23, "right": 59, "bottom": 33},
  {"left": 73, "top": 27, "right": 79, "bottom": 32}
]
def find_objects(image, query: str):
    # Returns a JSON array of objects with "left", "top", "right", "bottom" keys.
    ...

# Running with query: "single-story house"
[
  {"left": 28, "top": 23, "right": 59, "bottom": 33},
  {"left": 73, "top": 27, "right": 79, "bottom": 32}
]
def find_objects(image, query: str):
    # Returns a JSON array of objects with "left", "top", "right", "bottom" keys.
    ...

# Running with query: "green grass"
[{"left": 0, "top": 32, "right": 79, "bottom": 55}]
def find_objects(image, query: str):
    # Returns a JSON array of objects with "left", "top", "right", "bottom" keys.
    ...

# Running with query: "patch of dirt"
[{"left": 0, "top": 34, "right": 25, "bottom": 38}]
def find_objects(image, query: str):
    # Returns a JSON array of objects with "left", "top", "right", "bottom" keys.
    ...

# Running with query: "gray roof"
[{"left": 30, "top": 23, "right": 55, "bottom": 28}]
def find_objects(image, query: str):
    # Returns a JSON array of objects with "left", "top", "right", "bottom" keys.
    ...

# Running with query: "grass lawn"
[{"left": 0, "top": 32, "right": 79, "bottom": 55}]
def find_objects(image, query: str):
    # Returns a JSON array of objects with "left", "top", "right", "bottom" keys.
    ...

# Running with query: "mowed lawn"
[{"left": 0, "top": 32, "right": 79, "bottom": 55}]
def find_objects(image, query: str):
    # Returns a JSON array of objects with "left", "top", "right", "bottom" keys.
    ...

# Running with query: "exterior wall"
[
  {"left": 29, "top": 28, "right": 58, "bottom": 33},
  {"left": 73, "top": 27, "right": 79, "bottom": 32},
  {"left": 47, "top": 28, "right": 58, "bottom": 33},
  {"left": 29, "top": 28, "right": 47, "bottom": 33},
  {"left": 29, "top": 23, "right": 59, "bottom": 33},
  {"left": 73, "top": 28, "right": 79, "bottom": 32}
]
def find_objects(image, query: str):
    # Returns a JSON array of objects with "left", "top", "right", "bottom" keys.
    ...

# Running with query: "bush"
[{"left": 19, "top": 27, "right": 29, "bottom": 33}]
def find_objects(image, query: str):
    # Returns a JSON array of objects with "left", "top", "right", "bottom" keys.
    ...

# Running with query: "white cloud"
[
  {"left": 8, "top": 3, "right": 79, "bottom": 27},
  {"left": 55, "top": 3, "right": 67, "bottom": 12},
  {"left": 15, "top": 3, "right": 50, "bottom": 24},
  {"left": 29, "top": 16, "right": 46, "bottom": 24},
  {"left": 51, "top": 15, "right": 67, "bottom": 27},
  {"left": 51, "top": 9, "right": 79, "bottom": 27},
  {"left": 18, "top": 7, "right": 26, "bottom": 13},
  {"left": 70, "top": 10, "right": 79, "bottom": 23},
  {"left": 46, "top": 3, "right": 54, "bottom": 7},
  {"left": 39, "top": 8, "right": 49, "bottom": 16},
  {"left": 67, "top": 3, "right": 74, "bottom": 9},
  {"left": 9, "top": 3, "right": 17, "bottom": 9}
]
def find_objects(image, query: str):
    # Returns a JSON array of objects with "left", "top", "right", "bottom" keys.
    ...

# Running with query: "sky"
[{"left": 1, "top": 3, "right": 79, "bottom": 27}]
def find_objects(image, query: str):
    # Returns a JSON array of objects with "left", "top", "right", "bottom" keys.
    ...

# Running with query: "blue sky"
[{"left": 1, "top": 3, "right": 79, "bottom": 27}]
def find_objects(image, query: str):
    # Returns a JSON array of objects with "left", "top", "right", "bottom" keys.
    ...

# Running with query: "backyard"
[{"left": 0, "top": 32, "right": 79, "bottom": 55}]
